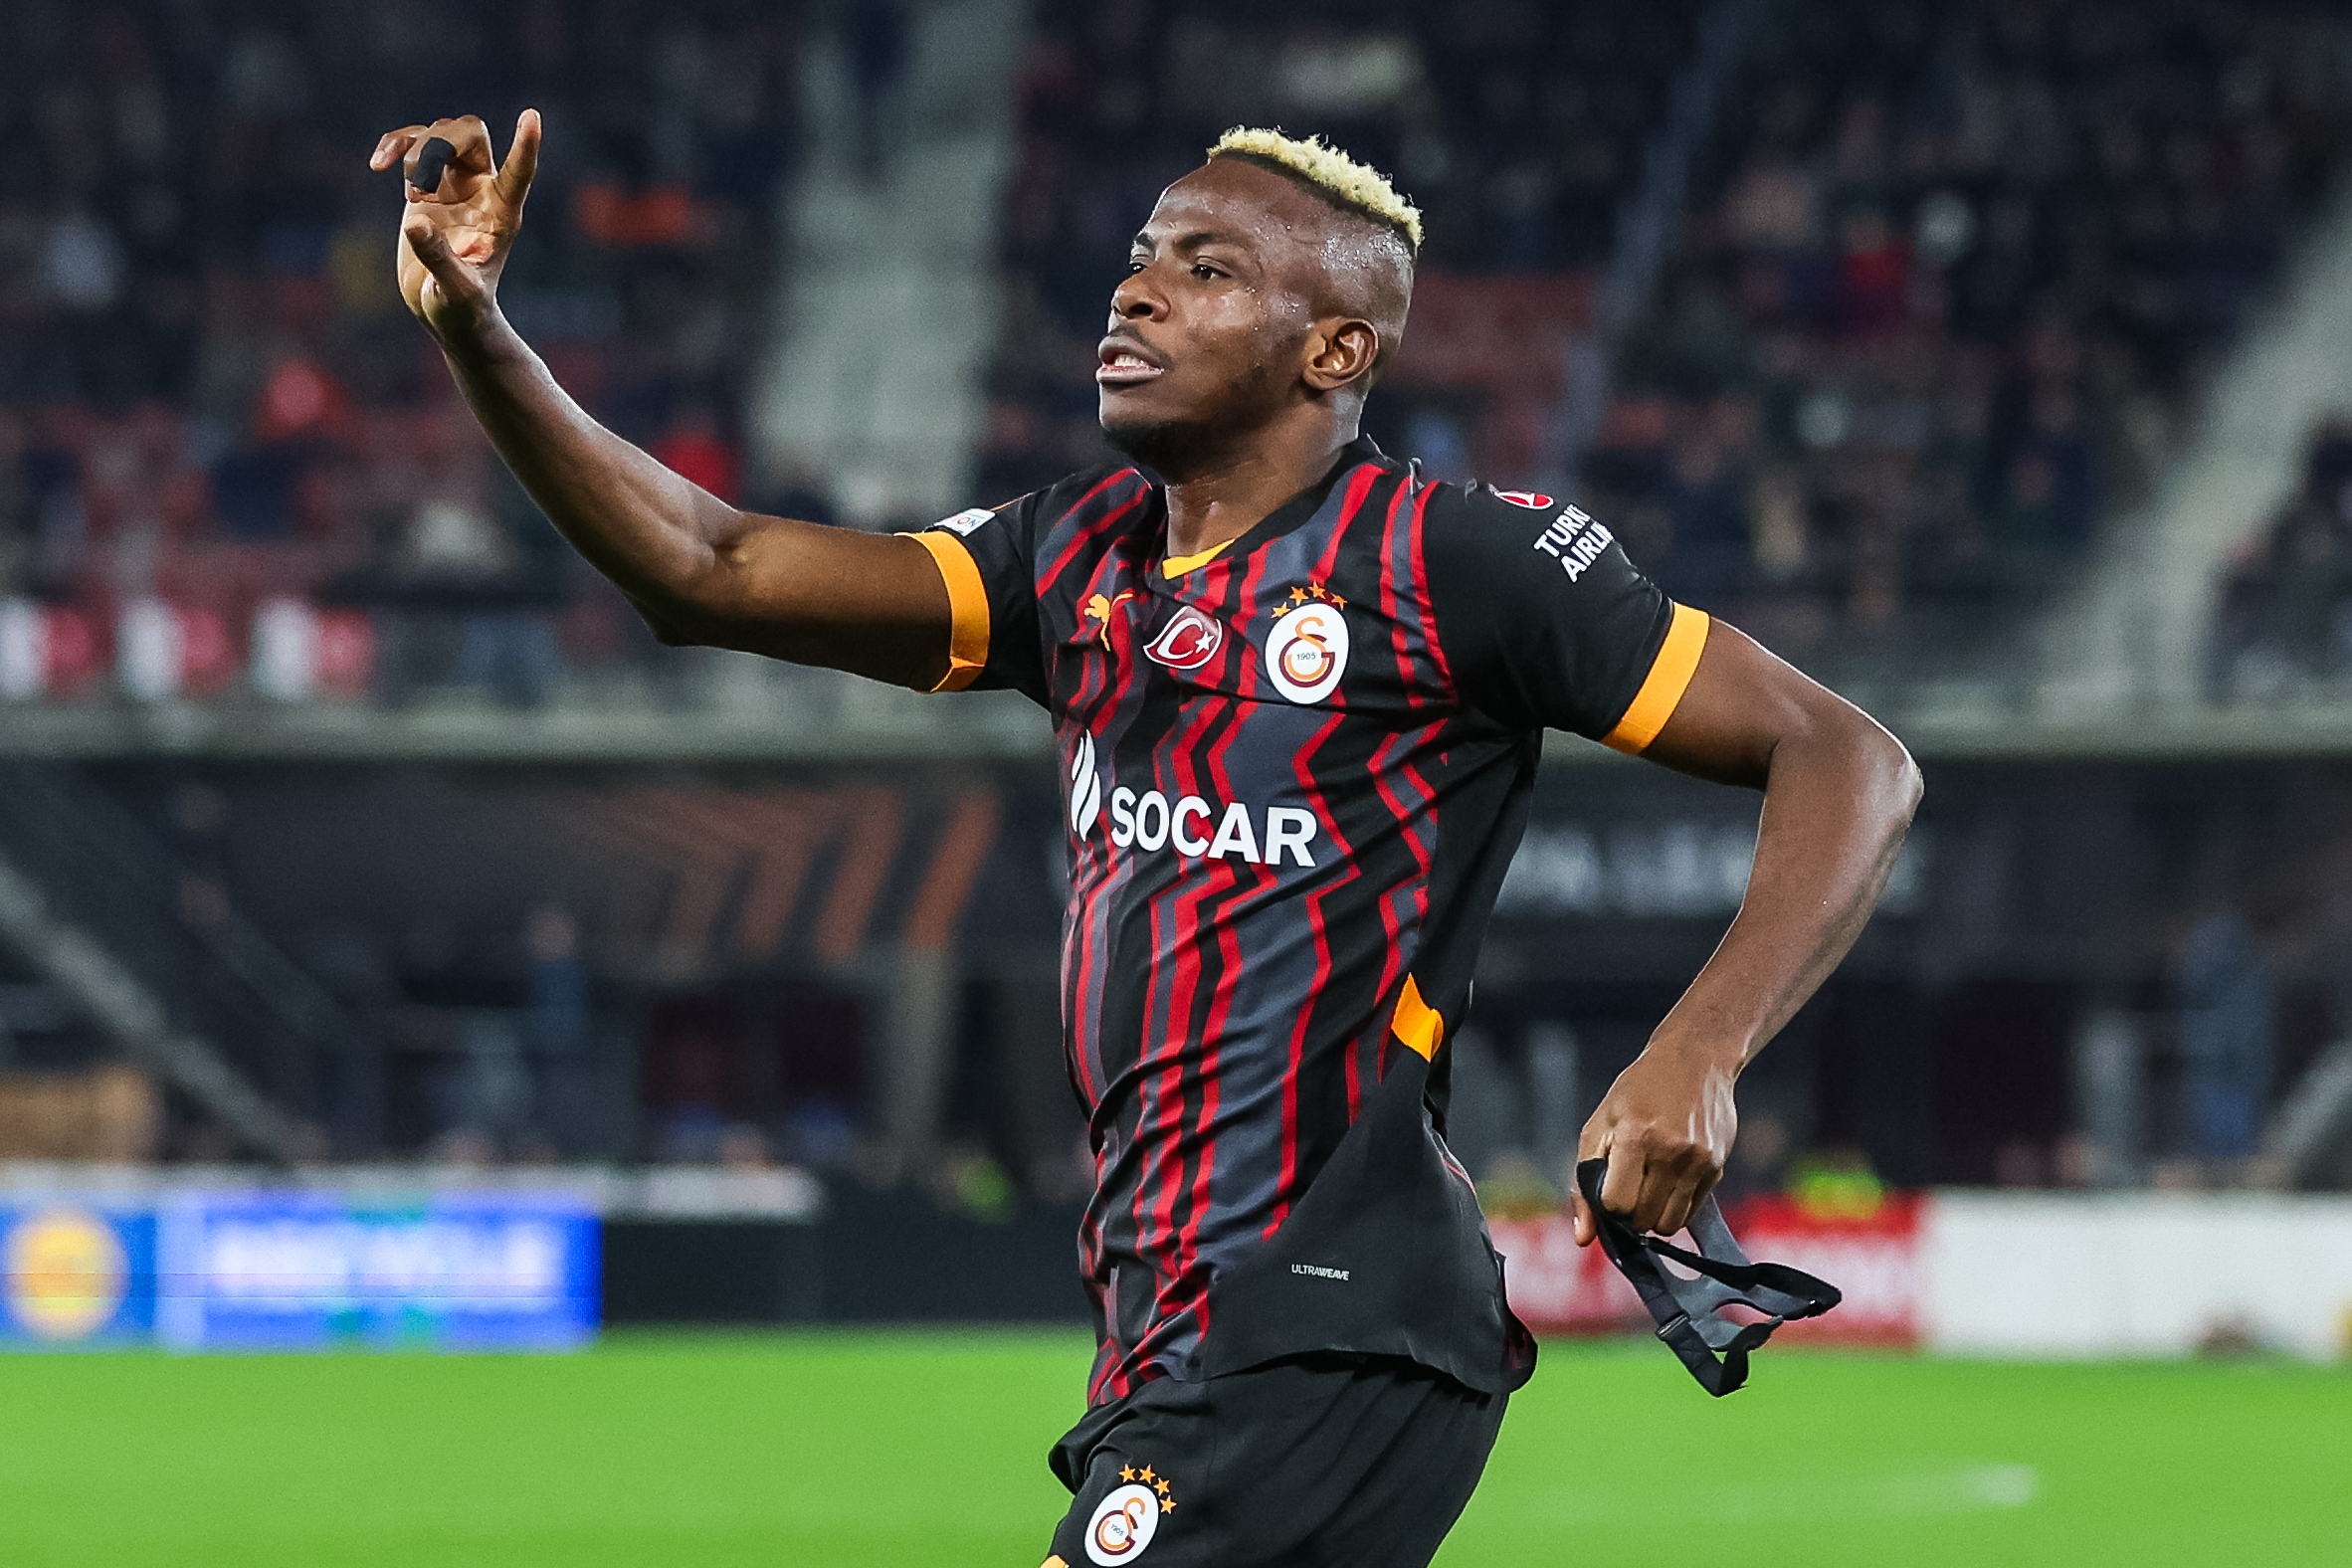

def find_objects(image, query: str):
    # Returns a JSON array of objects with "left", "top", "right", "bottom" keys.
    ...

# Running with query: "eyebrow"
[{"left": 1130, "top": 228, "right": 1243, "bottom": 254}]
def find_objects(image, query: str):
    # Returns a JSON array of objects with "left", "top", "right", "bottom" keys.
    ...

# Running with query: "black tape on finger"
[
  {"left": 410, "top": 136, "right": 458, "bottom": 195},
  {"left": 1575, "top": 1158, "right": 1841, "bottom": 1396}
]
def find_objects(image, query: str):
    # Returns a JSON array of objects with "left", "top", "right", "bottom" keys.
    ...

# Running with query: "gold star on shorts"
[
  {"left": 1137, "top": 1465, "right": 1157, "bottom": 1484},
  {"left": 1160, "top": 1496, "right": 1176, "bottom": 1513},
  {"left": 1118, "top": 1465, "right": 1135, "bottom": 1482}
]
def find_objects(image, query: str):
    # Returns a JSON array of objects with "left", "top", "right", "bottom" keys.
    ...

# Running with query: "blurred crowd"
[
  {"left": 0, "top": 0, "right": 800, "bottom": 706},
  {"left": 986, "top": 0, "right": 2352, "bottom": 666},
  {"left": 1604, "top": 0, "right": 2352, "bottom": 651},
  {"left": 8, "top": 2, "right": 2352, "bottom": 705},
  {"left": 977, "top": 0, "right": 1700, "bottom": 501}
]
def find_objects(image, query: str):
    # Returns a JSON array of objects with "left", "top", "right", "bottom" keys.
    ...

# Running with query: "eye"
[
  {"left": 1128, "top": 260, "right": 1146, "bottom": 274},
  {"left": 1192, "top": 262, "right": 1223, "bottom": 281}
]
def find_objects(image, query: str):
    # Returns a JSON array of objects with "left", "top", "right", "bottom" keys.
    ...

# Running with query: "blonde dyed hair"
[{"left": 1208, "top": 127, "right": 1423, "bottom": 254}]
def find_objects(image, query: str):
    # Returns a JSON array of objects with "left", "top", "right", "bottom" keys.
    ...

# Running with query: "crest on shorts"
[{"left": 1084, "top": 1465, "right": 1175, "bottom": 1564}]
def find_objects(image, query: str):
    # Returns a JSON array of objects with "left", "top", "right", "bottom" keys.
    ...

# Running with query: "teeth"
[{"left": 1109, "top": 353, "right": 1151, "bottom": 370}]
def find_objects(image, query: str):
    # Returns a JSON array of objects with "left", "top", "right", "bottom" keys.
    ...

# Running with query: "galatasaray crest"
[
  {"left": 1264, "top": 585, "right": 1348, "bottom": 704},
  {"left": 1084, "top": 1464, "right": 1175, "bottom": 1563}
]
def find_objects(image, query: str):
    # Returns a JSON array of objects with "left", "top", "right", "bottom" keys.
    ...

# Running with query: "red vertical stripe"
[{"left": 1406, "top": 480, "right": 1456, "bottom": 698}]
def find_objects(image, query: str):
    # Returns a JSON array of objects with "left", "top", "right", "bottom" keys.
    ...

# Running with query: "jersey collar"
[{"left": 1150, "top": 436, "right": 1389, "bottom": 581}]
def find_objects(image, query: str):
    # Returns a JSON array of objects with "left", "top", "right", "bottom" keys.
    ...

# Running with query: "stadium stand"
[
  {"left": 1603, "top": 0, "right": 2352, "bottom": 672},
  {"left": 979, "top": 0, "right": 2352, "bottom": 703},
  {"left": 0, "top": 0, "right": 802, "bottom": 708}
]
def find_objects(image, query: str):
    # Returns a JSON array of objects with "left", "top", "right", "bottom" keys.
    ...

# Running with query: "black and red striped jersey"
[{"left": 914, "top": 437, "right": 1708, "bottom": 1405}]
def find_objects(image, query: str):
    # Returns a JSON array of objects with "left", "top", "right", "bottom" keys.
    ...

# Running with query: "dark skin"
[{"left": 372, "top": 112, "right": 1923, "bottom": 1245}]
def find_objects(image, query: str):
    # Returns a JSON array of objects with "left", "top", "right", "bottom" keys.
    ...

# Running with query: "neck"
[{"left": 1158, "top": 417, "right": 1357, "bottom": 560}]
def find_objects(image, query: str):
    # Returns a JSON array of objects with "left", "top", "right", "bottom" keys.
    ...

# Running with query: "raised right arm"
[{"left": 372, "top": 110, "right": 954, "bottom": 690}]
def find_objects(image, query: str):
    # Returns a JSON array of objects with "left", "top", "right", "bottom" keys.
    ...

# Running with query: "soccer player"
[{"left": 374, "top": 112, "right": 1921, "bottom": 1567}]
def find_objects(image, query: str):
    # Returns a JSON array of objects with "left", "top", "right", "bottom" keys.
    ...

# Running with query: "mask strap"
[{"left": 1574, "top": 1158, "right": 1842, "bottom": 1396}]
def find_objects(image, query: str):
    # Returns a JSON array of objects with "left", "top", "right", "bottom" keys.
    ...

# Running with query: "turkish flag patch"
[{"left": 1143, "top": 605, "right": 1224, "bottom": 672}]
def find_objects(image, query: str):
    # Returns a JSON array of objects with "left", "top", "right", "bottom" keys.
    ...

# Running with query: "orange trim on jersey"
[
  {"left": 1603, "top": 603, "right": 1710, "bottom": 755},
  {"left": 1392, "top": 974, "right": 1445, "bottom": 1062},
  {"left": 1162, "top": 539, "right": 1234, "bottom": 578},
  {"left": 908, "top": 530, "right": 991, "bottom": 692}
]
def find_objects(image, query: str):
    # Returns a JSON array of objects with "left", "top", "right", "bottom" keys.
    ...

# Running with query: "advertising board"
[
  {"left": 155, "top": 1191, "right": 598, "bottom": 1351},
  {"left": 1488, "top": 1191, "right": 1926, "bottom": 1346},
  {"left": 0, "top": 1202, "right": 157, "bottom": 1348}
]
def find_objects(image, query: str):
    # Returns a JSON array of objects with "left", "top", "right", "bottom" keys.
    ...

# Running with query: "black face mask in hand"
[{"left": 1574, "top": 1159, "right": 1843, "bottom": 1396}]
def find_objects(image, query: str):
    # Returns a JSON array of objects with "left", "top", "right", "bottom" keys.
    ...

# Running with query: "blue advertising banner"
[
  {"left": 156, "top": 1192, "right": 599, "bottom": 1351},
  {"left": 0, "top": 1202, "right": 158, "bottom": 1348}
]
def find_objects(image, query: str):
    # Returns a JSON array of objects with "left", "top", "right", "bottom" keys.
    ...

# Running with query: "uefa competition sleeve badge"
[
  {"left": 1264, "top": 585, "right": 1348, "bottom": 704},
  {"left": 1085, "top": 1463, "right": 1175, "bottom": 1563}
]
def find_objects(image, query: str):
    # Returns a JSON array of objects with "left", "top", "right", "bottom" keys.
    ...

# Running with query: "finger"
[
  {"left": 409, "top": 136, "right": 460, "bottom": 198},
  {"left": 1640, "top": 1146, "right": 1712, "bottom": 1236},
  {"left": 1665, "top": 1160, "right": 1723, "bottom": 1238},
  {"left": 404, "top": 115, "right": 494, "bottom": 194},
  {"left": 371, "top": 126, "right": 428, "bottom": 171},
  {"left": 1599, "top": 1143, "right": 1646, "bottom": 1221},
  {"left": 403, "top": 213, "right": 476, "bottom": 299},
  {"left": 1655, "top": 1179, "right": 1696, "bottom": 1240},
  {"left": 494, "top": 108, "right": 543, "bottom": 207},
  {"left": 1644, "top": 1147, "right": 1696, "bottom": 1236},
  {"left": 1573, "top": 1113, "right": 1613, "bottom": 1245}
]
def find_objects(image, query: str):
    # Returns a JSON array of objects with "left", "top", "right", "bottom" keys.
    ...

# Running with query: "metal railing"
[{"left": 0, "top": 762, "right": 381, "bottom": 1157}]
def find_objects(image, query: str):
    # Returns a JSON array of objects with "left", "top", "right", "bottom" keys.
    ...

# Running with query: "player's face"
[{"left": 1098, "top": 160, "right": 1327, "bottom": 471}]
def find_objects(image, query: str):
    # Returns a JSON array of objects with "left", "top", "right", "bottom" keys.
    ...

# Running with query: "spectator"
[{"left": 2173, "top": 908, "right": 2276, "bottom": 1173}]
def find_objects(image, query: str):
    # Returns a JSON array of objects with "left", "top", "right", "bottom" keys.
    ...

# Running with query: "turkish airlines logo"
[
  {"left": 1143, "top": 606, "right": 1223, "bottom": 672},
  {"left": 1265, "top": 600, "right": 1348, "bottom": 704},
  {"left": 1492, "top": 489, "right": 1556, "bottom": 510}
]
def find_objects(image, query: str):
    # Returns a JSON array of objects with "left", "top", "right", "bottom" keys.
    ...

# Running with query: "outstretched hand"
[
  {"left": 1571, "top": 1045, "right": 1737, "bottom": 1245},
  {"left": 369, "top": 109, "right": 542, "bottom": 342}
]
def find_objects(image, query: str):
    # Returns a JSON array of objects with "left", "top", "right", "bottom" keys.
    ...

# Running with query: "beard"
[
  {"left": 1099, "top": 411, "right": 1233, "bottom": 479},
  {"left": 1099, "top": 354, "right": 1295, "bottom": 481}
]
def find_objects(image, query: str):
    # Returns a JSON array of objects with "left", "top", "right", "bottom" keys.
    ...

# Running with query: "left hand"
[{"left": 1572, "top": 1044, "right": 1737, "bottom": 1244}]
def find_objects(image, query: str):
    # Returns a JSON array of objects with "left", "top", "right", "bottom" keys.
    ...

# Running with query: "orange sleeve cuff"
[
  {"left": 1602, "top": 603, "right": 1710, "bottom": 755},
  {"left": 907, "top": 531, "right": 991, "bottom": 693}
]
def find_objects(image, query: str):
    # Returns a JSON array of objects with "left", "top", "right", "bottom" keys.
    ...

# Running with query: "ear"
[{"left": 1301, "top": 317, "right": 1381, "bottom": 395}]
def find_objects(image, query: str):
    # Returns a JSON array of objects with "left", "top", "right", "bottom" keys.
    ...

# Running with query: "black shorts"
[{"left": 1042, "top": 1353, "right": 1507, "bottom": 1568}]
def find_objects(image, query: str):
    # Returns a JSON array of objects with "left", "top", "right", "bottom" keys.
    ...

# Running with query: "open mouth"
[{"left": 1096, "top": 340, "right": 1166, "bottom": 387}]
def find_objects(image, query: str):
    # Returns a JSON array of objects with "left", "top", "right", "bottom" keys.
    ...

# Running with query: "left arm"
[{"left": 1571, "top": 620, "right": 1922, "bottom": 1244}]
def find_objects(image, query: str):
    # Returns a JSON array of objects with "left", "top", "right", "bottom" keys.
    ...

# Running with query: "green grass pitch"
[{"left": 1, "top": 1331, "right": 2344, "bottom": 1565}]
